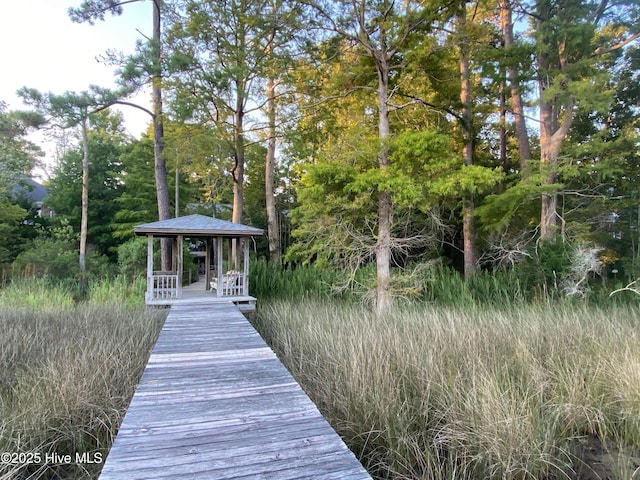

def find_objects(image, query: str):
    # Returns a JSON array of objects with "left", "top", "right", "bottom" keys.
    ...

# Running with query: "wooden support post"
[
  {"left": 243, "top": 238, "right": 250, "bottom": 296},
  {"left": 146, "top": 234, "right": 154, "bottom": 302},
  {"left": 216, "top": 236, "right": 223, "bottom": 298},
  {"left": 177, "top": 234, "right": 183, "bottom": 298},
  {"left": 205, "top": 238, "right": 211, "bottom": 291}
]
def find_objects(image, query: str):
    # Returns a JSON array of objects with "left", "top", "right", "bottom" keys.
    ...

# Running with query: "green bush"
[
  {"left": 117, "top": 237, "right": 149, "bottom": 279},
  {"left": 11, "top": 238, "right": 78, "bottom": 281},
  {"left": 11, "top": 238, "right": 114, "bottom": 286}
]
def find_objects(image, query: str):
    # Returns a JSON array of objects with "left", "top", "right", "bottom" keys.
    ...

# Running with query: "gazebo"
[{"left": 134, "top": 214, "right": 263, "bottom": 311}]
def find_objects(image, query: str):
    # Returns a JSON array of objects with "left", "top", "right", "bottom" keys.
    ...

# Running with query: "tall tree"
[
  {"left": 260, "top": 0, "right": 306, "bottom": 262},
  {"left": 304, "top": 0, "right": 432, "bottom": 311},
  {"left": 500, "top": 0, "right": 531, "bottom": 171},
  {"left": 47, "top": 110, "right": 128, "bottom": 258},
  {"left": 265, "top": 72, "right": 281, "bottom": 262},
  {"left": 528, "top": 0, "right": 640, "bottom": 240},
  {"left": 18, "top": 88, "right": 107, "bottom": 275},
  {"left": 457, "top": 1, "right": 478, "bottom": 278},
  {"left": 167, "top": 0, "right": 272, "bottom": 225},
  {"left": 69, "top": 0, "right": 173, "bottom": 271}
]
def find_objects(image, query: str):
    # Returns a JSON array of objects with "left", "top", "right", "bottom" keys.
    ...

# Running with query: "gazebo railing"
[
  {"left": 150, "top": 271, "right": 180, "bottom": 300},
  {"left": 210, "top": 270, "right": 247, "bottom": 297}
]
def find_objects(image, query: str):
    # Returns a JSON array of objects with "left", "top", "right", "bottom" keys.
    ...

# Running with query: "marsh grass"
[
  {"left": 0, "top": 278, "right": 76, "bottom": 311},
  {"left": 0, "top": 300, "right": 164, "bottom": 479},
  {"left": 88, "top": 275, "right": 146, "bottom": 306},
  {"left": 255, "top": 300, "right": 640, "bottom": 479},
  {"left": 250, "top": 258, "right": 335, "bottom": 300}
]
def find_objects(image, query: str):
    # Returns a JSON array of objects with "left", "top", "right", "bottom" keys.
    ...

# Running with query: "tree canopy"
[{"left": 2, "top": 0, "right": 639, "bottom": 302}]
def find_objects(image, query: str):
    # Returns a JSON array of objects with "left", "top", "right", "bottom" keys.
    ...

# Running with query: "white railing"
[
  {"left": 210, "top": 271, "right": 246, "bottom": 297},
  {"left": 151, "top": 272, "right": 179, "bottom": 300}
]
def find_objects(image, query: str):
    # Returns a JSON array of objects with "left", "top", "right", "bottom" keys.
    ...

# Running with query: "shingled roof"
[{"left": 134, "top": 214, "right": 264, "bottom": 237}]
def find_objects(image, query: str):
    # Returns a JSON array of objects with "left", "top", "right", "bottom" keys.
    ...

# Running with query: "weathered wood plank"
[{"left": 98, "top": 301, "right": 371, "bottom": 480}]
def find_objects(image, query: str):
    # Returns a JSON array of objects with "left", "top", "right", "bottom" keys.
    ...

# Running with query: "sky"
[{"left": 1, "top": 0, "right": 153, "bottom": 178}]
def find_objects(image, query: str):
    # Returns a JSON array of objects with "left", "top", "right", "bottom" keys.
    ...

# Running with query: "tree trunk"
[
  {"left": 536, "top": 5, "right": 574, "bottom": 241},
  {"left": 79, "top": 118, "right": 89, "bottom": 275},
  {"left": 539, "top": 97, "right": 573, "bottom": 240},
  {"left": 539, "top": 96, "right": 557, "bottom": 241},
  {"left": 459, "top": 5, "right": 477, "bottom": 279},
  {"left": 501, "top": 0, "right": 531, "bottom": 172},
  {"left": 375, "top": 54, "right": 392, "bottom": 313},
  {"left": 232, "top": 90, "right": 245, "bottom": 225},
  {"left": 265, "top": 76, "right": 281, "bottom": 263},
  {"left": 152, "top": 0, "right": 172, "bottom": 271},
  {"left": 232, "top": 0, "right": 247, "bottom": 227},
  {"left": 499, "top": 74, "right": 507, "bottom": 181}
]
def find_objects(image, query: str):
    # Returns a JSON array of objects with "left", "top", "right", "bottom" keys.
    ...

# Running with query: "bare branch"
[{"left": 610, "top": 279, "right": 640, "bottom": 297}]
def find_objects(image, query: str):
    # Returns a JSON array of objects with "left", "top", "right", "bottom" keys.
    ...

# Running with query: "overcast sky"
[{"left": 1, "top": 0, "right": 153, "bottom": 177}]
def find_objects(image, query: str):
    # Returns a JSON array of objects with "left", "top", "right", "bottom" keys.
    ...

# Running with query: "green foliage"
[
  {"left": 11, "top": 218, "right": 113, "bottom": 286},
  {"left": 46, "top": 110, "right": 128, "bottom": 258},
  {"left": 117, "top": 236, "right": 149, "bottom": 279},
  {"left": 475, "top": 171, "right": 558, "bottom": 232},
  {"left": 0, "top": 103, "right": 43, "bottom": 198},
  {"left": 249, "top": 257, "right": 334, "bottom": 300},
  {"left": 413, "top": 265, "right": 528, "bottom": 308},
  {"left": 0, "top": 104, "right": 45, "bottom": 268},
  {"left": 111, "top": 136, "right": 158, "bottom": 241},
  {"left": 11, "top": 238, "right": 79, "bottom": 281},
  {"left": 286, "top": 132, "right": 379, "bottom": 267},
  {"left": 0, "top": 201, "right": 28, "bottom": 266},
  {"left": 391, "top": 130, "right": 503, "bottom": 200},
  {"left": 288, "top": 127, "right": 503, "bottom": 269},
  {"left": 0, "top": 277, "right": 76, "bottom": 311},
  {"left": 88, "top": 275, "right": 146, "bottom": 306}
]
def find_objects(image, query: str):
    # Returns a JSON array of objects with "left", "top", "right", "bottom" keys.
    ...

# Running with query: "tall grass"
[
  {"left": 249, "top": 257, "right": 335, "bottom": 300},
  {"left": 0, "top": 292, "right": 164, "bottom": 479},
  {"left": 254, "top": 300, "right": 640, "bottom": 479},
  {"left": 88, "top": 275, "right": 147, "bottom": 306},
  {"left": 0, "top": 278, "right": 76, "bottom": 311}
]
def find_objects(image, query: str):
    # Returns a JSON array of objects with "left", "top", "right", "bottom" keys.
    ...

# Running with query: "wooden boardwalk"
[{"left": 99, "top": 301, "right": 371, "bottom": 479}]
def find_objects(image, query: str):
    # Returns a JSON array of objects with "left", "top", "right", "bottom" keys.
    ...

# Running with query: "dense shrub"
[{"left": 116, "top": 236, "right": 149, "bottom": 279}]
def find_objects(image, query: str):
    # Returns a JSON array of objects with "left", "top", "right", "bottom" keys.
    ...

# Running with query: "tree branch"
[{"left": 593, "top": 32, "right": 640, "bottom": 57}]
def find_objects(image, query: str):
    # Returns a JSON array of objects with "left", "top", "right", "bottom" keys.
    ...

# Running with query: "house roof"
[
  {"left": 13, "top": 178, "right": 48, "bottom": 204},
  {"left": 134, "top": 214, "right": 264, "bottom": 237}
]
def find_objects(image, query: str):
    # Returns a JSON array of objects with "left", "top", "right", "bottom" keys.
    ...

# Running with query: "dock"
[{"left": 98, "top": 301, "right": 371, "bottom": 479}]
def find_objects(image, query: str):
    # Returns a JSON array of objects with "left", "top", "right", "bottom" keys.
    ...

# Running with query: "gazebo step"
[{"left": 145, "top": 295, "right": 257, "bottom": 315}]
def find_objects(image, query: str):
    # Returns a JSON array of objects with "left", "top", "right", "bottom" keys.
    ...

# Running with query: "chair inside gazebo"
[{"left": 207, "top": 237, "right": 250, "bottom": 298}]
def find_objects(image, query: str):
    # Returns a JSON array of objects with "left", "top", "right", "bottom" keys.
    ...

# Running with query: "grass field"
[
  {"left": 254, "top": 300, "right": 640, "bottom": 480},
  {"left": 2, "top": 272, "right": 639, "bottom": 479},
  {"left": 0, "top": 280, "right": 165, "bottom": 480}
]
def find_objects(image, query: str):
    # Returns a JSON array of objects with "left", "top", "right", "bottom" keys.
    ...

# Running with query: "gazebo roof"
[{"left": 134, "top": 214, "right": 264, "bottom": 237}]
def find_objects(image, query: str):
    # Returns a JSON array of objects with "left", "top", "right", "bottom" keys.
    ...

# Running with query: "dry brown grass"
[
  {"left": 255, "top": 300, "right": 640, "bottom": 479},
  {"left": 0, "top": 293, "right": 164, "bottom": 480}
]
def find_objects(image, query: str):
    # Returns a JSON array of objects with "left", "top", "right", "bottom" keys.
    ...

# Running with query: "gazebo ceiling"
[{"left": 134, "top": 214, "right": 264, "bottom": 237}]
